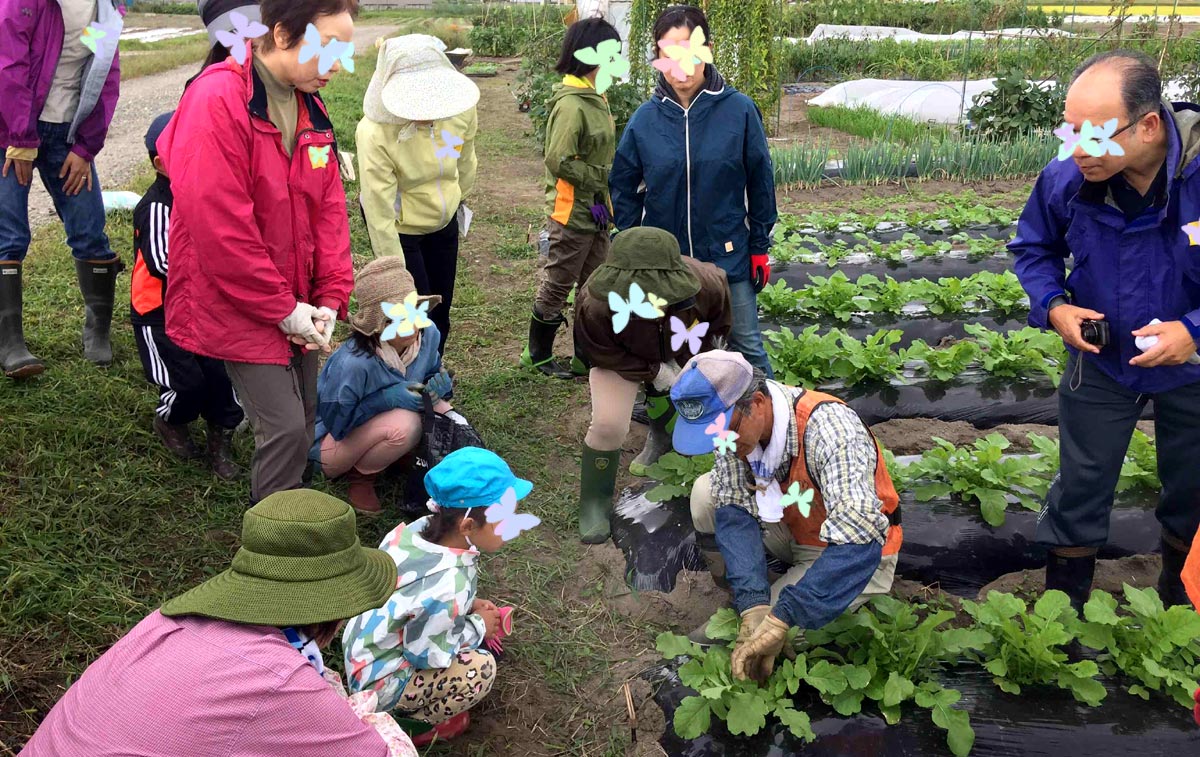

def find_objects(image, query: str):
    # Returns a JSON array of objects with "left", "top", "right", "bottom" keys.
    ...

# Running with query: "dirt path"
[{"left": 27, "top": 24, "right": 398, "bottom": 226}]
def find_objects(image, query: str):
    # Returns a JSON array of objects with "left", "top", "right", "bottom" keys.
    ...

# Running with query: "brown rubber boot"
[
  {"left": 206, "top": 422, "right": 242, "bottom": 481},
  {"left": 347, "top": 468, "right": 382, "bottom": 515},
  {"left": 154, "top": 416, "right": 201, "bottom": 460}
]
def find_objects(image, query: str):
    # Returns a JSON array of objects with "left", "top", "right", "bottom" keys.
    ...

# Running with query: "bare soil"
[{"left": 978, "top": 555, "right": 1162, "bottom": 600}]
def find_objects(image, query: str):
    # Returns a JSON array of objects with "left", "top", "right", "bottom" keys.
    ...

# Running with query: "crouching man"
[{"left": 669, "top": 350, "right": 903, "bottom": 681}]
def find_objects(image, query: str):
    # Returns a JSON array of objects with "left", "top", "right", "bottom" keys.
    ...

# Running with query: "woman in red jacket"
[{"left": 156, "top": 0, "right": 357, "bottom": 504}]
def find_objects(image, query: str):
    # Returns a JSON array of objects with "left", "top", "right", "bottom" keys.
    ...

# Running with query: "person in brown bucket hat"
[
  {"left": 21, "top": 489, "right": 410, "bottom": 756},
  {"left": 572, "top": 227, "right": 733, "bottom": 543},
  {"left": 311, "top": 256, "right": 467, "bottom": 514}
]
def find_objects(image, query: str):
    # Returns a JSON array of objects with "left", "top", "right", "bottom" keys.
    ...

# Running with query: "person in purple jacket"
[
  {"left": 0, "top": 0, "right": 122, "bottom": 379},
  {"left": 1011, "top": 49, "right": 1200, "bottom": 612}
]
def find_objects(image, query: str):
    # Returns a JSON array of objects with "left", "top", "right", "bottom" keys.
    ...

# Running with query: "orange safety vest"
[{"left": 778, "top": 389, "right": 904, "bottom": 557}]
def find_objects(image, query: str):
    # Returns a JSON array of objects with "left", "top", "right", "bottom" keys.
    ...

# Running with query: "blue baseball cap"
[
  {"left": 670, "top": 351, "right": 755, "bottom": 456},
  {"left": 424, "top": 447, "right": 533, "bottom": 509},
  {"left": 145, "top": 111, "right": 175, "bottom": 158}
]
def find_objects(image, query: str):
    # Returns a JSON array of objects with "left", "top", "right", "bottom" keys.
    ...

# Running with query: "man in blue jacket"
[{"left": 1012, "top": 49, "right": 1200, "bottom": 610}]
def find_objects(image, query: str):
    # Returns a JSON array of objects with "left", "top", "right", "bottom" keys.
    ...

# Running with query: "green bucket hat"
[
  {"left": 585, "top": 227, "right": 701, "bottom": 306},
  {"left": 160, "top": 489, "right": 397, "bottom": 627}
]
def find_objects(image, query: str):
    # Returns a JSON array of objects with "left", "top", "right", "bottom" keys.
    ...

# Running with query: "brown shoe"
[
  {"left": 154, "top": 416, "right": 201, "bottom": 460},
  {"left": 347, "top": 468, "right": 382, "bottom": 514},
  {"left": 206, "top": 422, "right": 242, "bottom": 481}
]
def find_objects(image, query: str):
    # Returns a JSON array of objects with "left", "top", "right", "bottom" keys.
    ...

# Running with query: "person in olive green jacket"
[
  {"left": 520, "top": 18, "right": 621, "bottom": 379},
  {"left": 358, "top": 35, "right": 479, "bottom": 357}
]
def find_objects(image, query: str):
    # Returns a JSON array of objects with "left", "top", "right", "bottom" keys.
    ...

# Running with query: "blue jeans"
[
  {"left": 715, "top": 504, "right": 882, "bottom": 629},
  {"left": 726, "top": 278, "right": 773, "bottom": 378},
  {"left": 0, "top": 121, "right": 113, "bottom": 262}
]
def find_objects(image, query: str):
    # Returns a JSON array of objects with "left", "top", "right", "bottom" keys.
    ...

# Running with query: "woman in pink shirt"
[{"left": 21, "top": 489, "right": 413, "bottom": 756}]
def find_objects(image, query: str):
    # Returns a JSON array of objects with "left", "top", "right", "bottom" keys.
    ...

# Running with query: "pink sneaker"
[{"left": 411, "top": 711, "right": 470, "bottom": 746}]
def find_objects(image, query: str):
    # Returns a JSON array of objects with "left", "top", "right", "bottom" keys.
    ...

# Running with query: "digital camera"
[{"left": 1080, "top": 319, "right": 1110, "bottom": 348}]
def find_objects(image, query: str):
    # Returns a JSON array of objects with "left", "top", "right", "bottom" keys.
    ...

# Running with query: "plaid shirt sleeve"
[
  {"left": 710, "top": 449, "right": 759, "bottom": 515},
  {"left": 804, "top": 403, "right": 890, "bottom": 546}
]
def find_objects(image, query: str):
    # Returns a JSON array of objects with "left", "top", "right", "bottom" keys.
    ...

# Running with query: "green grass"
[
  {"left": 119, "top": 34, "right": 213, "bottom": 80},
  {"left": 806, "top": 105, "right": 949, "bottom": 144},
  {"left": 0, "top": 52, "right": 645, "bottom": 757}
]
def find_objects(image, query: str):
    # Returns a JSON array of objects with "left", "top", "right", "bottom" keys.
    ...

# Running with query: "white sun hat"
[{"left": 363, "top": 34, "right": 480, "bottom": 124}]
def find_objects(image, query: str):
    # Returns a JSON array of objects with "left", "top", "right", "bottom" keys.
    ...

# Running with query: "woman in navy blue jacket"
[{"left": 609, "top": 5, "right": 777, "bottom": 377}]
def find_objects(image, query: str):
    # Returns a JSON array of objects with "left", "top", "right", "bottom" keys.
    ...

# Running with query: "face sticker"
[
  {"left": 381, "top": 291, "right": 432, "bottom": 340},
  {"left": 780, "top": 482, "right": 814, "bottom": 518},
  {"left": 485, "top": 487, "right": 541, "bottom": 542},
  {"left": 706, "top": 411, "right": 739, "bottom": 455},
  {"left": 1054, "top": 118, "right": 1123, "bottom": 161},
  {"left": 214, "top": 11, "right": 269, "bottom": 65},
  {"left": 307, "top": 144, "right": 330, "bottom": 169},
  {"left": 651, "top": 26, "right": 713, "bottom": 83},
  {"left": 435, "top": 130, "right": 464, "bottom": 160},
  {"left": 1183, "top": 221, "right": 1200, "bottom": 246},
  {"left": 608, "top": 283, "right": 666, "bottom": 334},
  {"left": 669, "top": 316, "right": 709, "bottom": 355},
  {"left": 298, "top": 23, "right": 355, "bottom": 76},
  {"left": 572, "top": 39, "right": 629, "bottom": 95}
]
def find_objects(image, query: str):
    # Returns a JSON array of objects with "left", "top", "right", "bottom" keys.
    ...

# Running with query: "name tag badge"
[{"left": 724, "top": 241, "right": 734, "bottom": 253}]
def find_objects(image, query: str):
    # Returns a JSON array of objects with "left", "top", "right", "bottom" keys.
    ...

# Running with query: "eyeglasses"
[{"left": 1110, "top": 111, "right": 1152, "bottom": 139}]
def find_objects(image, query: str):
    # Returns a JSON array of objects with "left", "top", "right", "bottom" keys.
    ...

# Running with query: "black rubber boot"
[
  {"left": 1158, "top": 530, "right": 1193, "bottom": 609},
  {"left": 75, "top": 257, "right": 124, "bottom": 366},
  {"left": 579, "top": 444, "right": 619, "bottom": 544},
  {"left": 520, "top": 309, "right": 573, "bottom": 379},
  {"left": 1045, "top": 548, "right": 1097, "bottom": 615},
  {"left": 629, "top": 388, "right": 676, "bottom": 476},
  {"left": 0, "top": 263, "right": 44, "bottom": 379}
]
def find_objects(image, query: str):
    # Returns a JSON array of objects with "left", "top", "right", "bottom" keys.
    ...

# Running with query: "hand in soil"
[{"left": 1048, "top": 304, "right": 1104, "bottom": 354}]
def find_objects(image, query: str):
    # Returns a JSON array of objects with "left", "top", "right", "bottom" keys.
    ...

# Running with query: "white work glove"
[
  {"left": 313, "top": 306, "right": 338, "bottom": 347},
  {"left": 279, "top": 302, "right": 323, "bottom": 345},
  {"left": 651, "top": 360, "right": 682, "bottom": 392}
]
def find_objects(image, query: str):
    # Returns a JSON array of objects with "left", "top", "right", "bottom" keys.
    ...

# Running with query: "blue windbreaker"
[
  {"left": 609, "top": 68, "right": 777, "bottom": 284},
  {"left": 1011, "top": 100, "right": 1200, "bottom": 393},
  {"left": 310, "top": 324, "right": 444, "bottom": 459}
]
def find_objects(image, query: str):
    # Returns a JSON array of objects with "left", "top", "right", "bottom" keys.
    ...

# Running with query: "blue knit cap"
[
  {"left": 424, "top": 447, "right": 533, "bottom": 509},
  {"left": 145, "top": 111, "right": 174, "bottom": 159}
]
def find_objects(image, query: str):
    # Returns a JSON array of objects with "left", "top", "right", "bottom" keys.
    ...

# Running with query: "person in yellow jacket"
[
  {"left": 358, "top": 34, "right": 478, "bottom": 357},
  {"left": 520, "top": 18, "right": 621, "bottom": 379}
]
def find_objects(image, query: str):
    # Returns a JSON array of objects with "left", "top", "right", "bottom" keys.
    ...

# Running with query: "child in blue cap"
[{"left": 342, "top": 447, "right": 539, "bottom": 745}]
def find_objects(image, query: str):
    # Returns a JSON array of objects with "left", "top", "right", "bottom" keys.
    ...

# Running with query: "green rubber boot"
[
  {"left": 628, "top": 389, "right": 677, "bottom": 477},
  {"left": 569, "top": 343, "right": 590, "bottom": 377},
  {"left": 520, "top": 309, "right": 573, "bottom": 379},
  {"left": 579, "top": 444, "right": 619, "bottom": 544}
]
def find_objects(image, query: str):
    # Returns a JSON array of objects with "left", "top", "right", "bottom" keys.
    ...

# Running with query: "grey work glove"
[
  {"left": 650, "top": 360, "right": 682, "bottom": 392},
  {"left": 279, "top": 302, "right": 323, "bottom": 345},
  {"left": 425, "top": 368, "right": 453, "bottom": 399},
  {"left": 314, "top": 306, "right": 338, "bottom": 347}
]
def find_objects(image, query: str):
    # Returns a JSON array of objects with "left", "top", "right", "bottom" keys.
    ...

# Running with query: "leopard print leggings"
[{"left": 394, "top": 649, "right": 496, "bottom": 723}]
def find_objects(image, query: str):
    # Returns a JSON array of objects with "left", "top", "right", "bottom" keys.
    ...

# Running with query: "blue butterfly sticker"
[
  {"left": 381, "top": 292, "right": 432, "bottom": 340},
  {"left": 485, "top": 487, "right": 541, "bottom": 542},
  {"left": 435, "top": 130, "right": 464, "bottom": 160},
  {"left": 608, "top": 283, "right": 666, "bottom": 334},
  {"left": 298, "top": 23, "right": 355, "bottom": 76}
]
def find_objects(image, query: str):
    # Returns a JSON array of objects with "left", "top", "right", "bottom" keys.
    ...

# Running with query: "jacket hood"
[
  {"left": 653, "top": 64, "right": 728, "bottom": 106},
  {"left": 1168, "top": 99, "right": 1200, "bottom": 176},
  {"left": 390, "top": 516, "right": 477, "bottom": 593},
  {"left": 549, "top": 81, "right": 606, "bottom": 106}
]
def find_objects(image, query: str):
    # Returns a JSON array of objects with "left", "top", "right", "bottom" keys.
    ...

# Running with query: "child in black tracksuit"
[{"left": 132, "top": 112, "right": 243, "bottom": 479}]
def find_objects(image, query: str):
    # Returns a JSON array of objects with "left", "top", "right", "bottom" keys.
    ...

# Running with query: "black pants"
[
  {"left": 399, "top": 214, "right": 458, "bottom": 357},
  {"left": 134, "top": 323, "right": 244, "bottom": 429},
  {"left": 1036, "top": 353, "right": 1200, "bottom": 548}
]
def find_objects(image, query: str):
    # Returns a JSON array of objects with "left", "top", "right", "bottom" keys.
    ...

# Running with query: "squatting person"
[
  {"left": 670, "top": 350, "right": 902, "bottom": 681},
  {"left": 1012, "top": 49, "right": 1200, "bottom": 610}
]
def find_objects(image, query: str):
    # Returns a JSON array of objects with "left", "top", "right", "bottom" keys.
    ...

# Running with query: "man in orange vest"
[{"left": 670, "top": 350, "right": 903, "bottom": 682}]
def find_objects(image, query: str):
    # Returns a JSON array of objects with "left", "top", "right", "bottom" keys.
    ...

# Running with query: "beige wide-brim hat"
[
  {"left": 363, "top": 35, "right": 480, "bottom": 124},
  {"left": 349, "top": 256, "right": 443, "bottom": 336}
]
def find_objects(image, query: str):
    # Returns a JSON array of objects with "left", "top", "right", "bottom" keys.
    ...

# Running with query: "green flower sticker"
[{"left": 573, "top": 39, "right": 629, "bottom": 95}]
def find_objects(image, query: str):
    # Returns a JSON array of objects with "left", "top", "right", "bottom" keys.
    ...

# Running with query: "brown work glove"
[
  {"left": 734, "top": 605, "right": 772, "bottom": 651},
  {"left": 731, "top": 612, "right": 790, "bottom": 684}
]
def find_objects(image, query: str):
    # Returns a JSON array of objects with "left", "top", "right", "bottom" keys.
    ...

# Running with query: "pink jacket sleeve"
[
  {"left": 159, "top": 74, "right": 296, "bottom": 326},
  {"left": 0, "top": 0, "right": 39, "bottom": 150},
  {"left": 309, "top": 147, "right": 354, "bottom": 318},
  {"left": 231, "top": 667, "right": 390, "bottom": 757}
]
